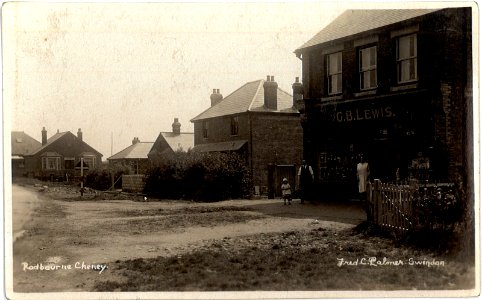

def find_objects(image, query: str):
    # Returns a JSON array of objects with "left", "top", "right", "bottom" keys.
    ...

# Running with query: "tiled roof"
[
  {"left": 29, "top": 131, "right": 102, "bottom": 157},
  {"left": 191, "top": 80, "right": 297, "bottom": 121},
  {"left": 192, "top": 140, "right": 248, "bottom": 152},
  {"left": 296, "top": 9, "right": 441, "bottom": 53},
  {"left": 11, "top": 131, "right": 41, "bottom": 156},
  {"left": 108, "top": 142, "right": 154, "bottom": 160},
  {"left": 160, "top": 132, "right": 194, "bottom": 152},
  {"left": 29, "top": 132, "right": 69, "bottom": 155}
]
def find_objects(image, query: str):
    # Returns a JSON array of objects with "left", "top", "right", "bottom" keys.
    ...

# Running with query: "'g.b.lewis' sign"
[{"left": 332, "top": 106, "right": 394, "bottom": 123}]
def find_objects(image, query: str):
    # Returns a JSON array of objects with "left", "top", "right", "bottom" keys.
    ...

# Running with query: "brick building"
[
  {"left": 25, "top": 128, "right": 103, "bottom": 180},
  {"left": 191, "top": 77, "right": 303, "bottom": 196},
  {"left": 147, "top": 118, "right": 194, "bottom": 163},
  {"left": 11, "top": 131, "right": 41, "bottom": 177},
  {"left": 294, "top": 8, "right": 472, "bottom": 199}
]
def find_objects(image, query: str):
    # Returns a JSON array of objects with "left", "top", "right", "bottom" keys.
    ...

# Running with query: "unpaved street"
[
  {"left": 11, "top": 184, "right": 365, "bottom": 292},
  {"left": 12, "top": 185, "right": 42, "bottom": 242}
]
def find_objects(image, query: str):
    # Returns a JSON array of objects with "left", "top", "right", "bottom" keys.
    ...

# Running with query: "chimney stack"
[
  {"left": 263, "top": 75, "right": 278, "bottom": 110},
  {"left": 172, "top": 118, "right": 181, "bottom": 135},
  {"left": 292, "top": 77, "right": 303, "bottom": 108},
  {"left": 132, "top": 137, "right": 140, "bottom": 145},
  {"left": 41, "top": 127, "right": 47, "bottom": 145},
  {"left": 77, "top": 128, "right": 83, "bottom": 141},
  {"left": 210, "top": 89, "right": 223, "bottom": 106}
]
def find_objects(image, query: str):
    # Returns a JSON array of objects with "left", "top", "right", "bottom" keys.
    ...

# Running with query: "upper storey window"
[
  {"left": 327, "top": 52, "right": 342, "bottom": 95},
  {"left": 202, "top": 121, "right": 208, "bottom": 139},
  {"left": 397, "top": 34, "right": 417, "bottom": 83},
  {"left": 359, "top": 46, "right": 377, "bottom": 90},
  {"left": 230, "top": 116, "right": 239, "bottom": 136}
]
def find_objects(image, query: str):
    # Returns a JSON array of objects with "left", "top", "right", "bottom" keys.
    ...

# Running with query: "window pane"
[
  {"left": 398, "top": 36, "right": 410, "bottom": 59},
  {"left": 410, "top": 58, "right": 417, "bottom": 80},
  {"left": 400, "top": 60, "right": 410, "bottom": 81},
  {"left": 370, "top": 70, "right": 376, "bottom": 87},
  {"left": 328, "top": 52, "right": 341, "bottom": 74},
  {"left": 370, "top": 47, "right": 376, "bottom": 65},
  {"left": 361, "top": 49, "right": 370, "bottom": 69},
  {"left": 409, "top": 35, "right": 416, "bottom": 57}
]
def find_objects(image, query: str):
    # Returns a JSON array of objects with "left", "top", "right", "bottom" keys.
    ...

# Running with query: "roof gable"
[
  {"left": 108, "top": 142, "right": 154, "bottom": 160},
  {"left": 11, "top": 131, "right": 42, "bottom": 156},
  {"left": 191, "top": 79, "right": 296, "bottom": 121},
  {"left": 29, "top": 131, "right": 103, "bottom": 157},
  {"left": 296, "top": 9, "right": 441, "bottom": 53},
  {"left": 160, "top": 132, "right": 194, "bottom": 152}
]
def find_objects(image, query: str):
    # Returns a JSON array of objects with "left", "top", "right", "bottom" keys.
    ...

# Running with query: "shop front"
[{"left": 306, "top": 91, "right": 447, "bottom": 200}]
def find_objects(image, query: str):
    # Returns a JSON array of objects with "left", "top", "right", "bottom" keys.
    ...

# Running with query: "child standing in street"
[{"left": 281, "top": 178, "right": 292, "bottom": 205}]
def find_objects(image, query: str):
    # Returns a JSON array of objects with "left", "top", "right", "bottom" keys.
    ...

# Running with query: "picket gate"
[{"left": 368, "top": 179, "right": 417, "bottom": 234}]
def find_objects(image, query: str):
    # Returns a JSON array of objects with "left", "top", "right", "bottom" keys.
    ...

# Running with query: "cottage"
[
  {"left": 147, "top": 118, "right": 194, "bottom": 163},
  {"left": 294, "top": 8, "right": 472, "bottom": 199},
  {"left": 11, "top": 131, "right": 42, "bottom": 177},
  {"left": 107, "top": 137, "right": 154, "bottom": 175},
  {"left": 191, "top": 77, "right": 303, "bottom": 196},
  {"left": 25, "top": 128, "right": 103, "bottom": 180}
]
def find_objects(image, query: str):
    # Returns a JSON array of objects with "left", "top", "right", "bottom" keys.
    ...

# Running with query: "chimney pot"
[
  {"left": 41, "top": 127, "right": 47, "bottom": 145},
  {"left": 77, "top": 128, "right": 83, "bottom": 141},
  {"left": 263, "top": 75, "right": 278, "bottom": 110},
  {"left": 210, "top": 89, "right": 223, "bottom": 106},
  {"left": 172, "top": 118, "right": 181, "bottom": 135},
  {"left": 292, "top": 77, "right": 304, "bottom": 108}
]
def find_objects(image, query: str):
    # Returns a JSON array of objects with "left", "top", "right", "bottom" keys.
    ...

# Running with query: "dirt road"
[{"left": 11, "top": 185, "right": 365, "bottom": 293}]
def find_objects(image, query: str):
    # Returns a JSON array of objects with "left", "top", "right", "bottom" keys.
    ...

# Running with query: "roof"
[
  {"left": 11, "top": 131, "right": 41, "bottom": 156},
  {"left": 107, "top": 142, "right": 154, "bottom": 160},
  {"left": 296, "top": 9, "right": 441, "bottom": 53},
  {"left": 29, "top": 132, "right": 68, "bottom": 155},
  {"left": 191, "top": 79, "right": 297, "bottom": 121},
  {"left": 160, "top": 132, "right": 194, "bottom": 152},
  {"left": 192, "top": 140, "right": 248, "bottom": 152},
  {"left": 29, "top": 131, "right": 102, "bottom": 157}
]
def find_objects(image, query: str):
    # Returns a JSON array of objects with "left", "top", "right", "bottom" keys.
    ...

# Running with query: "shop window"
[
  {"left": 327, "top": 52, "right": 342, "bottom": 95},
  {"left": 359, "top": 46, "right": 377, "bottom": 90},
  {"left": 230, "top": 116, "right": 239, "bottom": 136},
  {"left": 42, "top": 157, "right": 60, "bottom": 170},
  {"left": 396, "top": 34, "right": 417, "bottom": 83},
  {"left": 202, "top": 121, "right": 209, "bottom": 139}
]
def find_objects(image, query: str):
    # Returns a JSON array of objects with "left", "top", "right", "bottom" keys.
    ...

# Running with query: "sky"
[
  {"left": 3, "top": 1, "right": 471, "bottom": 160},
  {"left": 3, "top": 2, "right": 347, "bottom": 159}
]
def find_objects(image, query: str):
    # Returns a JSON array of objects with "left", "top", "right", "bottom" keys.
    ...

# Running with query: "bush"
[
  {"left": 144, "top": 151, "right": 252, "bottom": 201},
  {"left": 84, "top": 169, "right": 112, "bottom": 191}
]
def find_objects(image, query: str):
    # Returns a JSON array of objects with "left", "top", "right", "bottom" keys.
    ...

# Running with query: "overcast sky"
[{"left": 3, "top": 1, "right": 466, "bottom": 159}]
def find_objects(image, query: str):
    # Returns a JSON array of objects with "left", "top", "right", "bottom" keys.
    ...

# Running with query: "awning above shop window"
[{"left": 192, "top": 140, "right": 247, "bottom": 153}]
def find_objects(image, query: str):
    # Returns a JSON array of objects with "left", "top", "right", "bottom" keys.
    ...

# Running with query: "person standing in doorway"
[
  {"left": 356, "top": 155, "right": 370, "bottom": 200},
  {"left": 298, "top": 160, "right": 314, "bottom": 204}
]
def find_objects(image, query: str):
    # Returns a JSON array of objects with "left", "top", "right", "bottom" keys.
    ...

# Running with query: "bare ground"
[{"left": 10, "top": 183, "right": 475, "bottom": 294}]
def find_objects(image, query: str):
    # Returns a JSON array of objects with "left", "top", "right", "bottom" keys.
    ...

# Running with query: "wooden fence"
[{"left": 368, "top": 179, "right": 417, "bottom": 234}]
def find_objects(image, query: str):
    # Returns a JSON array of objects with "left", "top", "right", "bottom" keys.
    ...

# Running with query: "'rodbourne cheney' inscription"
[{"left": 333, "top": 106, "right": 394, "bottom": 122}]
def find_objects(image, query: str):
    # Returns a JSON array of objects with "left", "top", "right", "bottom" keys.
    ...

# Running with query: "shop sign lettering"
[{"left": 334, "top": 106, "right": 394, "bottom": 122}]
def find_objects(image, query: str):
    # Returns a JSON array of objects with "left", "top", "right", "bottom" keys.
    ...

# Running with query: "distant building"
[
  {"left": 147, "top": 118, "right": 194, "bottom": 163},
  {"left": 25, "top": 128, "right": 103, "bottom": 180},
  {"left": 11, "top": 131, "right": 42, "bottom": 177},
  {"left": 294, "top": 8, "right": 472, "bottom": 199},
  {"left": 191, "top": 77, "right": 303, "bottom": 196},
  {"left": 107, "top": 137, "right": 154, "bottom": 175}
]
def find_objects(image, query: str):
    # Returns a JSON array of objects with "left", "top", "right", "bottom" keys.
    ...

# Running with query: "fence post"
[{"left": 373, "top": 179, "right": 381, "bottom": 225}]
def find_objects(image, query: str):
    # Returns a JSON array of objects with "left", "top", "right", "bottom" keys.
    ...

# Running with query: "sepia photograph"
[{"left": 3, "top": 1, "right": 479, "bottom": 298}]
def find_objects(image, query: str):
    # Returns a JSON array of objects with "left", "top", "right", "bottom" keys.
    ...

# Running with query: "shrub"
[
  {"left": 84, "top": 169, "right": 112, "bottom": 191},
  {"left": 144, "top": 151, "right": 251, "bottom": 201}
]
